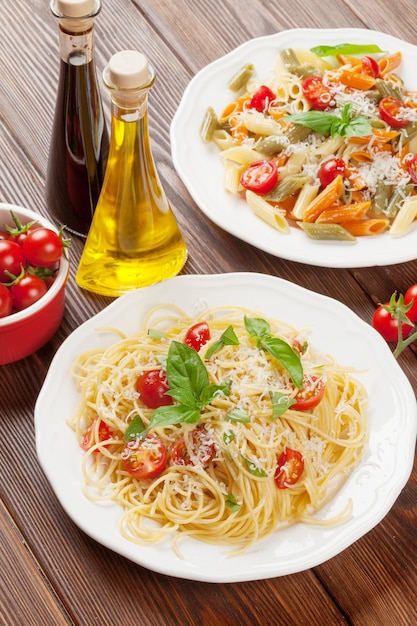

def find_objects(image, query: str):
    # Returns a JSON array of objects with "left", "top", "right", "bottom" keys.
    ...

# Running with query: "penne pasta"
[
  {"left": 303, "top": 175, "right": 344, "bottom": 223},
  {"left": 245, "top": 190, "right": 290, "bottom": 233},
  {"left": 389, "top": 197, "right": 417, "bottom": 236}
]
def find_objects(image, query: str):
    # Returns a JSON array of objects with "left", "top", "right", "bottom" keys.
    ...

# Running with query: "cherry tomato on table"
[
  {"left": 247, "top": 85, "right": 276, "bottom": 112},
  {"left": 378, "top": 97, "right": 411, "bottom": 129},
  {"left": 171, "top": 426, "right": 216, "bottom": 468},
  {"left": 404, "top": 284, "right": 417, "bottom": 323},
  {"left": 184, "top": 321, "right": 211, "bottom": 351},
  {"left": 23, "top": 227, "right": 63, "bottom": 267},
  {"left": 372, "top": 303, "right": 413, "bottom": 342},
  {"left": 301, "top": 75, "right": 335, "bottom": 111},
  {"left": 122, "top": 434, "right": 168, "bottom": 479},
  {"left": 136, "top": 369, "right": 173, "bottom": 409},
  {"left": 291, "top": 374, "right": 325, "bottom": 411},
  {"left": 0, "top": 284, "right": 13, "bottom": 317},
  {"left": 82, "top": 418, "right": 113, "bottom": 452},
  {"left": 0, "top": 239, "right": 26, "bottom": 282},
  {"left": 274, "top": 448, "right": 304, "bottom": 489},
  {"left": 9, "top": 273, "right": 47, "bottom": 311},
  {"left": 240, "top": 160, "right": 278, "bottom": 195},
  {"left": 318, "top": 158, "right": 346, "bottom": 188}
]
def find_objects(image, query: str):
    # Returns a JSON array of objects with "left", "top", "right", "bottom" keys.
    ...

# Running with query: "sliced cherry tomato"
[
  {"left": 23, "top": 227, "right": 63, "bottom": 268},
  {"left": 82, "top": 418, "right": 113, "bottom": 452},
  {"left": 274, "top": 448, "right": 304, "bottom": 489},
  {"left": 247, "top": 85, "right": 276, "bottom": 112},
  {"left": 0, "top": 284, "right": 13, "bottom": 317},
  {"left": 301, "top": 75, "right": 334, "bottom": 111},
  {"left": 404, "top": 284, "right": 417, "bottom": 322},
  {"left": 318, "top": 157, "right": 346, "bottom": 188},
  {"left": 240, "top": 160, "right": 278, "bottom": 195},
  {"left": 0, "top": 240, "right": 26, "bottom": 282},
  {"left": 361, "top": 56, "right": 380, "bottom": 78},
  {"left": 405, "top": 154, "right": 417, "bottom": 184},
  {"left": 378, "top": 97, "right": 411, "bottom": 129},
  {"left": 136, "top": 369, "right": 173, "bottom": 409},
  {"left": 171, "top": 426, "right": 215, "bottom": 468},
  {"left": 9, "top": 273, "right": 47, "bottom": 311},
  {"left": 122, "top": 434, "right": 167, "bottom": 479},
  {"left": 292, "top": 375, "right": 325, "bottom": 411},
  {"left": 184, "top": 321, "right": 211, "bottom": 351},
  {"left": 372, "top": 303, "right": 413, "bottom": 342}
]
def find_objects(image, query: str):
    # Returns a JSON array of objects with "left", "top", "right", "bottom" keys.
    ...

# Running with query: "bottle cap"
[
  {"left": 104, "top": 50, "right": 152, "bottom": 90},
  {"left": 52, "top": 0, "right": 100, "bottom": 18}
]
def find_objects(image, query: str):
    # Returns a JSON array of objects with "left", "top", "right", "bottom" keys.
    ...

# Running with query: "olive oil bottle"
[
  {"left": 76, "top": 50, "right": 187, "bottom": 296},
  {"left": 46, "top": 0, "right": 109, "bottom": 237}
]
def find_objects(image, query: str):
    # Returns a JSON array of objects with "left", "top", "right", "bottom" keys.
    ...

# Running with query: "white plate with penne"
[{"left": 171, "top": 28, "right": 417, "bottom": 267}]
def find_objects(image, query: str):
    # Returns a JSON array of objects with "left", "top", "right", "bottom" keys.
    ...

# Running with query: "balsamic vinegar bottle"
[
  {"left": 76, "top": 50, "right": 187, "bottom": 296},
  {"left": 46, "top": 0, "right": 109, "bottom": 237}
]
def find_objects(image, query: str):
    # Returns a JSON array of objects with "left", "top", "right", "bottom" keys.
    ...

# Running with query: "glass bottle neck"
[
  {"left": 57, "top": 23, "right": 95, "bottom": 64},
  {"left": 110, "top": 92, "right": 149, "bottom": 122}
]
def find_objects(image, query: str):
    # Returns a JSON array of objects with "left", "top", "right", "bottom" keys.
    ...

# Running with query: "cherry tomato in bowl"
[
  {"left": 0, "top": 284, "right": 13, "bottom": 318},
  {"left": 240, "top": 160, "right": 278, "bottom": 195},
  {"left": 23, "top": 227, "right": 63, "bottom": 267}
]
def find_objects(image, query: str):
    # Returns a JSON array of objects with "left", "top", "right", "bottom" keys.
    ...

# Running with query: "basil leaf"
[
  {"left": 270, "top": 392, "right": 295, "bottom": 420},
  {"left": 310, "top": 43, "right": 384, "bottom": 57},
  {"left": 225, "top": 493, "right": 241, "bottom": 512},
  {"left": 205, "top": 325, "right": 239, "bottom": 358},
  {"left": 227, "top": 408, "right": 250, "bottom": 423},
  {"left": 344, "top": 116, "right": 372, "bottom": 137},
  {"left": 285, "top": 110, "right": 335, "bottom": 135},
  {"left": 260, "top": 336, "right": 304, "bottom": 388},
  {"left": 123, "top": 414, "right": 146, "bottom": 441},
  {"left": 148, "top": 404, "right": 201, "bottom": 429},
  {"left": 223, "top": 430, "right": 235, "bottom": 444},
  {"left": 166, "top": 341, "right": 209, "bottom": 405},
  {"left": 199, "top": 379, "right": 231, "bottom": 406},
  {"left": 244, "top": 315, "right": 270, "bottom": 339},
  {"left": 243, "top": 456, "right": 268, "bottom": 477}
]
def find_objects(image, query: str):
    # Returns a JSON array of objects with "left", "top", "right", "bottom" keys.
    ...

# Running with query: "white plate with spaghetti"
[
  {"left": 34, "top": 273, "right": 416, "bottom": 582},
  {"left": 171, "top": 28, "right": 417, "bottom": 267}
]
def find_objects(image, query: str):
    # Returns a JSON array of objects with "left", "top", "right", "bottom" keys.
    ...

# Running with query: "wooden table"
[{"left": 1, "top": 1, "right": 416, "bottom": 624}]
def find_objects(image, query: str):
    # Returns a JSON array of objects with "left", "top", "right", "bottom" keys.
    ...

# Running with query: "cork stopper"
[
  {"left": 103, "top": 51, "right": 152, "bottom": 90},
  {"left": 53, "top": 0, "right": 99, "bottom": 17}
]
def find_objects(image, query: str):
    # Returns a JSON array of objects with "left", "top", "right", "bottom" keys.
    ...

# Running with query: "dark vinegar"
[{"left": 46, "top": 53, "right": 109, "bottom": 237}]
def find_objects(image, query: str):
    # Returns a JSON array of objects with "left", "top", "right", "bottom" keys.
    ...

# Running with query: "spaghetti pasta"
[{"left": 69, "top": 305, "right": 368, "bottom": 557}]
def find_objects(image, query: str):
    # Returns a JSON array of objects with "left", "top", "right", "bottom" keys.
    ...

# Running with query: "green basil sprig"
[
  {"left": 244, "top": 316, "right": 303, "bottom": 388},
  {"left": 285, "top": 103, "right": 372, "bottom": 138},
  {"left": 205, "top": 325, "right": 239, "bottom": 358}
]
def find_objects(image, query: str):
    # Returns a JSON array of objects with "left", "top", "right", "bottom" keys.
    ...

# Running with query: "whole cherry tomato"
[
  {"left": 23, "top": 227, "right": 63, "bottom": 268},
  {"left": 404, "top": 284, "right": 417, "bottom": 322},
  {"left": 240, "top": 160, "right": 278, "bottom": 195},
  {"left": 318, "top": 158, "right": 346, "bottom": 188},
  {"left": 0, "top": 284, "right": 13, "bottom": 317},
  {"left": 274, "top": 448, "right": 304, "bottom": 489},
  {"left": 0, "top": 239, "right": 26, "bottom": 282},
  {"left": 184, "top": 321, "right": 211, "bottom": 351},
  {"left": 136, "top": 369, "right": 173, "bottom": 409},
  {"left": 301, "top": 75, "right": 335, "bottom": 110},
  {"left": 247, "top": 85, "right": 276, "bottom": 112},
  {"left": 378, "top": 97, "right": 411, "bottom": 129},
  {"left": 122, "top": 434, "right": 168, "bottom": 479},
  {"left": 9, "top": 274, "right": 48, "bottom": 311},
  {"left": 372, "top": 303, "right": 413, "bottom": 342}
]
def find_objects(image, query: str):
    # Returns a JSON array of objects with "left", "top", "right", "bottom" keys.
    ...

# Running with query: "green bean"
[
  {"left": 265, "top": 175, "right": 310, "bottom": 202},
  {"left": 199, "top": 106, "right": 219, "bottom": 142},
  {"left": 255, "top": 135, "right": 288, "bottom": 155},
  {"left": 227, "top": 63, "right": 254, "bottom": 92},
  {"left": 298, "top": 222, "right": 356, "bottom": 241}
]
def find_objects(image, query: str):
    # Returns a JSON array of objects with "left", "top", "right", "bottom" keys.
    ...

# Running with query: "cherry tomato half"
[
  {"left": 9, "top": 274, "right": 47, "bottom": 311},
  {"left": 23, "top": 227, "right": 63, "bottom": 268},
  {"left": 247, "top": 85, "right": 276, "bottom": 112},
  {"left": 122, "top": 434, "right": 168, "bottom": 479},
  {"left": 378, "top": 97, "right": 411, "bottom": 129},
  {"left": 361, "top": 56, "right": 380, "bottom": 78},
  {"left": 184, "top": 321, "right": 211, "bottom": 351},
  {"left": 372, "top": 303, "right": 413, "bottom": 342},
  {"left": 274, "top": 448, "right": 304, "bottom": 489},
  {"left": 171, "top": 426, "right": 216, "bottom": 468},
  {"left": 291, "top": 375, "right": 325, "bottom": 411},
  {"left": 318, "top": 157, "right": 346, "bottom": 188},
  {"left": 82, "top": 418, "right": 113, "bottom": 452},
  {"left": 404, "top": 284, "right": 417, "bottom": 322},
  {"left": 136, "top": 369, "right": 173, "bottom": 409},
  {"left": 0, "top": 239, "right": 26, "bottom": 282},
  {"left": 405, "top": 154, "right": 417, "bottom": 184},
  {"left": 0, "top": 284, "right": 13, "bottom": 317},
  {"left": 240, "top": 160, "right": 278, "bottom": 195},
  {"left": 301, "top": 75, "right": 335, "bottom": 111}
]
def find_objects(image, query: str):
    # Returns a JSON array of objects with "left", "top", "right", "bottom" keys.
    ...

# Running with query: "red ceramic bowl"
[{"left": 0, "top": 203, "right": 70, "bottom": 365}]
